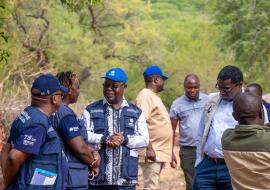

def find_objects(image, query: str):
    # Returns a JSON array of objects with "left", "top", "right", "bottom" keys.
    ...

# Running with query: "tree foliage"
[
  {"left": 214, "top": 0, "right": 270, "bottom": 85},
  {"left": 0, "top": 0, "right": 10, "bottom": 64},
  {"left": 0, "top": 0, "right": 238, "bottom": 108}
]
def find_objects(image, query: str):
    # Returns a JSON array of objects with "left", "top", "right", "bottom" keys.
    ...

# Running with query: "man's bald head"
[{"left": 233, "top": 92, "right": 263, "bottom": 125}]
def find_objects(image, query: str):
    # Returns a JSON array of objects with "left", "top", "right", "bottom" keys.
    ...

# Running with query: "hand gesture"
[{"left": 106, "top": 132, "right": 124, "bottom": 148}]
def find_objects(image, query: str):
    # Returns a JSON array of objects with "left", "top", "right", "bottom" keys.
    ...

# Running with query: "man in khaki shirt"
[{"left": 135, "top": 65, "right": 173, "bottom": 190}]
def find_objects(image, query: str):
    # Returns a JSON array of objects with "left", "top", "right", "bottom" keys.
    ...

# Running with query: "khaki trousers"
[{"left": 140, "top": 162, "right": 165, "bottom": 190}]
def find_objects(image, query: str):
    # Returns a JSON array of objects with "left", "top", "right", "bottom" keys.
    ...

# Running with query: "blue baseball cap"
[
  {"left": 143, "top": 65, "right": 168, "bottom": 80},
  {"left": 102, "top": 68, "right": 128, "bottom": 83},
  {"left": 31, "top": 73, "right": 68, "bottom": 96}
]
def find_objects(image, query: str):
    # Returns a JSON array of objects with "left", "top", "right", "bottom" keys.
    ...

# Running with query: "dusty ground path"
[{"left": 136, "top": 145, "right": 186, "bottom": 190}]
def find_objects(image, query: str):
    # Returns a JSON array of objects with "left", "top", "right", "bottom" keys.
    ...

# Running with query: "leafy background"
[{"left": 0, "top": 0, "right": 269, "bottom": 120}]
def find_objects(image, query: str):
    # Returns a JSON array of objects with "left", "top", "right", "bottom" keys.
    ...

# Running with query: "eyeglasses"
[
  {"left": 215, "top": 83, "right": 235, "bottom": 93},
  {"left": 103, "top": 83, "right": 124, "bottom": 90}
]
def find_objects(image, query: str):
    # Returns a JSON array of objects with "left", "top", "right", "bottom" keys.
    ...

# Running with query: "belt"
[
  {"left": 180, "top": 146, "right": 196, "bottom": 149},
  {"left": 205, "top": 154, "right": 225, "bottom": 164}
]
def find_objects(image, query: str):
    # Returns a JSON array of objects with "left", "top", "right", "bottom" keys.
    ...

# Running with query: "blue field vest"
[
  {"left": 50, "top": 104, "right": 88, "bottom": 190},
  {"left": 6, "top": 106, "right": 63, "bottom": 190},
  {"left": 85, "top": 99, "right": 142, "bottom": 182}
]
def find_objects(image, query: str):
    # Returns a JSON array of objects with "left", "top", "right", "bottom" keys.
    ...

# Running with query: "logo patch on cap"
[{"left": 109, "top": 70, "right": 115, "bottom": 76}]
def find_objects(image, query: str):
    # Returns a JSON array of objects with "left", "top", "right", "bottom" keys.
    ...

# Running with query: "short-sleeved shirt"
[
  {"left": 58, "top": 115, "right": 82, "bottom": 140},
  {"left": 9, "top": 125, "right": 47, "bottom": 155},
  {"left": 135, "top": 88, "right": 173, "bottom": 162},
  {"left": 170, "top": 93, "right": 208, "bottom": 147}
]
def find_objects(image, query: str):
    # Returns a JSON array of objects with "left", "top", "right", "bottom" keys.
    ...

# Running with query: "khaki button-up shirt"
[{"left": 135, "top": 88, "right": 173, "bottom": 163}]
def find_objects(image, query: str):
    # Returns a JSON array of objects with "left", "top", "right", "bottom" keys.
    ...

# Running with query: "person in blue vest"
[
  {"left": 2, "top": 73, "right": 68, "bottom": 189},
  {"left": 50, "top": 71, "right": 100, "bottom": 190},
  {"left": 81, "top": 67, "right": 149, "bottom": 190}
]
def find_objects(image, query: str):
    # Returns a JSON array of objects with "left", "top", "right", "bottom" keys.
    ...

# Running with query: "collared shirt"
[
  {"left": 81, "top": 98, "right": 149, "bottom": 186},
  {"left": 135, "top": 88, "right": 173, "bottom": 162},
  {"left": 203, "top": 99, "right": 236, "bottom": 158},
  {"left": 170, "top": 93, "right": 208, "bottom": 146},
  {"left": 195, "top": 99, "right": 236, "bottom": 166},
  {"left": 195, "top": 97, "right": 270, "bottom": 166}
]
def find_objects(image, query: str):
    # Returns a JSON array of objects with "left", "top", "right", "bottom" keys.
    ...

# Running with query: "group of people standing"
[
  {"left": 171, "top": 65, "right": 270, "bottom": 190},
  {"left": 1, "top": 64, "right": 270, "bottom": 190}
]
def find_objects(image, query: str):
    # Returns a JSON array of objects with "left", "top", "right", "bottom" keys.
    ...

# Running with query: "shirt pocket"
[
  {"left": 26, "top": 159, "right": 58, "bottom": 189},
  {"left": 121, "top": 147, "right": 139, "bottom": 180},
  {"left": 91, "top": 113, "right": 106, "bottom": 134}
]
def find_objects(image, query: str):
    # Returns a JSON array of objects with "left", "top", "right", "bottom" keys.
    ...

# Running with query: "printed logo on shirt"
[
  {"left": 128, "top": 118, "right": 134, "bottom": 127},
  {"left": 69, "top": 126, "right": 79, "bottom": 132},
  {"left": 23, "top": 135, "right": 37, "bottom": 146},
  {"left": 18, "top": 111, "right": 31, "bottom": 123}
]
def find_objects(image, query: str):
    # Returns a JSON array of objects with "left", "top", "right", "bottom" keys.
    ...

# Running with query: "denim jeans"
[{"left": 193, "top": 158, "right": 233, "bottom": 190}]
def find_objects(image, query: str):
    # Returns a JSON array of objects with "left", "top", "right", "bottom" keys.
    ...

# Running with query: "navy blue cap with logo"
[
  {"left": 143, "top": 65, "right": 168, "bottom": 80},
  {"left": 102, "top": 68, "right": 128, "bottom": 83},
  {"left": 31, "top": 73, "right": 68, "bottom": 96}
]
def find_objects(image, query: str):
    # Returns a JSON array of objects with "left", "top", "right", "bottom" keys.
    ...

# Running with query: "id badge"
[{"left": 30, "top": 168, "right": 57, "bottom": 185}]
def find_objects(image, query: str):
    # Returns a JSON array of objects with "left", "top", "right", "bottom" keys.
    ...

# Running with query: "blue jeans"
[
  {"left": 193, "top": 158, "right": 233, "bottom": 190},
  {"left": 89, "top": 185, "right": 135, "bottom": 190}
]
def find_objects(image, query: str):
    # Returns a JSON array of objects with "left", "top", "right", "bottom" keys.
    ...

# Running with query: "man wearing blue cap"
[
  {"left": 135, "top": 65, "right": 173, "bottom": 190},
  {"left": 81, "top": 68, "right": 149, "bottom": 190},
  {"left": 2, "top": 74, "right": 68, "bottom": 189}
]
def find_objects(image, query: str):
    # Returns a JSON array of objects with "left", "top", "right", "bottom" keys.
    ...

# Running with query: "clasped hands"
[
  {"left": 106, "top": 132, "right": 124, "bottom": 148},
  {"left": 88, "top": 146, "right": 100, "bottom": 177}
]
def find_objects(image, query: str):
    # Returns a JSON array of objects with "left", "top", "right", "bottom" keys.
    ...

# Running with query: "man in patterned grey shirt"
[{"left": 81, "top": 68, "right": 149, "bottom": 190}]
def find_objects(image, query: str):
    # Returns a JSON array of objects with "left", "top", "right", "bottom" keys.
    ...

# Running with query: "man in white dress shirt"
[{"left": 193, "top": 65, "right": 243, "bottom": 190}]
